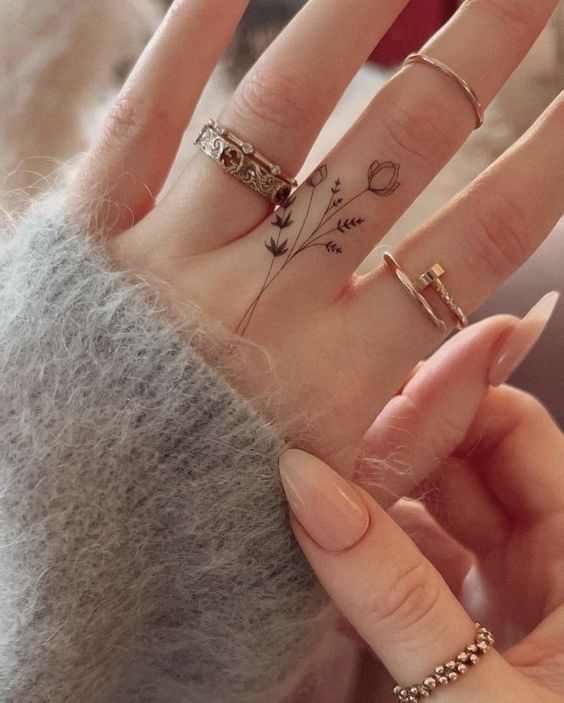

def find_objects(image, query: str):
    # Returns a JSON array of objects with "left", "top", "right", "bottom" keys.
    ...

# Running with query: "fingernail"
[
  {"left": 279, "top": 449, "right": 370, "bottom": 553},
  {"left": 489, "top": 291, "right": 560, "bottom": 387}
]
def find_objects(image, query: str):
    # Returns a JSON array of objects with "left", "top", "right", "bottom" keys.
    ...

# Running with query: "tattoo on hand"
[{"left": 236, "top": 160, "right": 401, "bottom": 335}]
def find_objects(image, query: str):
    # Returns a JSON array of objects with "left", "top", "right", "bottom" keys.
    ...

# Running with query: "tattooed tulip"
[
  {"left": 367, "top": 160, "right": 400, "bottom": 196},
  {"left": 306, "top": 164, "right": 328, "bottom": 188}
]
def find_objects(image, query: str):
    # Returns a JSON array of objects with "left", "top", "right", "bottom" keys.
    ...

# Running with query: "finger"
[
  {"left": 415, "top": 381, "right": 564, "bottom": 559},
  {"left": 450, "top": 384, "right": 564, "bottom": 522},
  {"left": 148, "top": 0, "right": 409, "bottom": 253},
  {"left": 353, "top": 315, "right": 518, "bottom": 507},
  {"left": 390, "top": 500, "right": 475, "bottom": 598},
  {"left": 334, "top": 500, "right": 476, "bottom": 648},
  {"left": 394, "top": 339, "right": 563, "bottom": 555},
  {"left": 505, "top": 604, "right": 564, "bottom": 689},
  {"left": 70, "top": 0, "right": 250, "bottom": 234},
  {"left": 279, "top": 449, "right": 520, "bottom": 697},
  {"left": 226, "top": 0, "right": 559, "bottom": 305},
  {"left": 419, "top": 458, "right": 510, "bottom": 558},
  {"left": 347, "top": 91, "right": 563, "bottom": 389}
]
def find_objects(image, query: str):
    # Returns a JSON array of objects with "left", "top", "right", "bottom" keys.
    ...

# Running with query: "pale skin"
[
  {"left": 65, "top": 0, "right": 563, "bottom": 697},
  {"left": 284, "top": 317, "right": 564, "bottom": 700}
]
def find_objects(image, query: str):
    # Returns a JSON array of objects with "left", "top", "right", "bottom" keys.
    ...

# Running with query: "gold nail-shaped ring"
[
  {"left": 415, "top": 263, "right": 468, "bottom": 329},
  {"left": 383, "top": 253, "right": 469, "bottom": 331},
  {"left": 383, "top": 253, "right": 446, "bottom": 332}
]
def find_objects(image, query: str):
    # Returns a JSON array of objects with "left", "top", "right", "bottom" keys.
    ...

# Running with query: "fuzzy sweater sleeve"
[{"left": 0, "top": 198, "right": 326, "bottom": 703}]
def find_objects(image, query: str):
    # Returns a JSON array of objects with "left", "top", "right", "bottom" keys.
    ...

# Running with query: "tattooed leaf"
[
  {"left": 282, "top": 212, "right": 294, "bottom": 228},
  {"left": 337, "top": 217, "right": 365, "bottom": 232},
  {"left": 331, "top": 178, "right": 341, "bottom": 195},
  {"left": 326, "top": 241, "right": 343, "bottom": 254},
  {"left": 265, "top": 237, "right": 289, "bottom": 257},
  {"left": 272, "top": 212, "right": 294, "bottom": 230}
]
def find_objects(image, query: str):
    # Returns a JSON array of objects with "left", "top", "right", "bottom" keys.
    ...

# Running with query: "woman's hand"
[
  {"left": 69, "top": 0, "right": 563, "bottom": 471},
  {"left": 279, "top": 310, "right": 564, "bottom": 702}
]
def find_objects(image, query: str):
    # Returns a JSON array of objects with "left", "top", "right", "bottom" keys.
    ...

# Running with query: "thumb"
[{"left": 279, "top": 449, "right": 519, "bottom": 701}]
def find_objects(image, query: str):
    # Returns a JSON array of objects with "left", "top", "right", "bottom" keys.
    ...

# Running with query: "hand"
[
  {"left": 69, "top": 0, "right": 563, "bottom": 471},
  {"left": 279, "top": 311, "right": 564, "bottom": 702}
]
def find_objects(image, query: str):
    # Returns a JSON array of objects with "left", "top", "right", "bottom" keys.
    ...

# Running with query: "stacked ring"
[{"left": 195, "top": 119, "right": 297, "bottom": 205}]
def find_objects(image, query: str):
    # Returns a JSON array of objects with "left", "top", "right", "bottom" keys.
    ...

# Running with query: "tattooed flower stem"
[
  {"left": 236, "top": 160, "right": 400, "bottom": 335},
  {"left": 291, "top": 226, "right": 342, "bottom": 257},
  {"left": 237, "top": 186, "right": 315, "bottom": 334},
  {"left": 236, "top": 202, "right": 290, "bottom": 335},
  {"left": 237, "top": 189, "right": 367, "bottom": 335},
  {"left": 284, "top": 187, "right": 315, "bottom": 262},
  {"left": 237, "top": 251, "right": 276, "bottom": 334},
  {"left": 315, "top": 190, "right": 367, "bottom": 234}
]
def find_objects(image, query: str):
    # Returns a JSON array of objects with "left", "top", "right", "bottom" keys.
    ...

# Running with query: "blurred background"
[{"left": 0, "top": 0, "right": 562, "bottom": 420}]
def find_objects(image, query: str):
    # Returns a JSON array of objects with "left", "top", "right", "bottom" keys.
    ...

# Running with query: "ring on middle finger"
[{"left": 195, "top": 119, "right": 297, "bottom": 205}]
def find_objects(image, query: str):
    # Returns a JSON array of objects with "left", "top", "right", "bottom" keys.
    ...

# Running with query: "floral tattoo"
[{"left": 236, "top": 160, "right": 401, "bottom": 335}]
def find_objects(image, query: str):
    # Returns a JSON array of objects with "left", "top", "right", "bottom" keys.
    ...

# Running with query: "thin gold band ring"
[{"left": 403, "top": 53, "right": 484, "bottom": 129}]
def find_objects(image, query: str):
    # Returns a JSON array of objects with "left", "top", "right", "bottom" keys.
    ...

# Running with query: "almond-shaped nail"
[
  {"left": 279, "top": 449, "right": 369, "bottom": 553},
  {"left": 489, "top": 291, "right": 560, "bottom": 387}
]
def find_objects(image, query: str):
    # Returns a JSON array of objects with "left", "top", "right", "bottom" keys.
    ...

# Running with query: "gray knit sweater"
[{"left": 0, "top": 198, "right": 325, "bottom": 703}]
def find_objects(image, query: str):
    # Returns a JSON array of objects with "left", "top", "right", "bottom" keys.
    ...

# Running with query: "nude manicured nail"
[
  {"left": 279, "top": 449, "right": 369, "bottom": 553},
  {"left": 489, "top": 291, "right": 560, "bottom": 387}
]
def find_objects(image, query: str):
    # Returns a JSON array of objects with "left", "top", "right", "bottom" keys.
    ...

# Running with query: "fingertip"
[{"left": 279, "top": 449, "right": 371, "bottom": 553}]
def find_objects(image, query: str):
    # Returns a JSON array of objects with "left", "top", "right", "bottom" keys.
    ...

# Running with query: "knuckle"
[
  {"left": 380, "top": 91, "right": 455, "bottom": 164},
  {"left": 470, "top": 189, "right": 531, "bottom": 279},
  {"left": 102, "top": 94, "right": 170, "bottom": 143},
  {"left": 365, "top": 561, "right": 442, "bottom": 633},
  {"left": 232, "top": 64, "right": 313, "bottom": 135}
]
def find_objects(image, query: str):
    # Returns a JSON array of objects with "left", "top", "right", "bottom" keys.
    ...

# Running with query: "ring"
[
  {"left": 383, "top": 253, "right": 468, "bottom": 331},
  {"left": 403, "top": 53, "right": 484, "bottom": 130},
  {"left": 195, "top": 119, "right": 297, "bottom": 205},
  {"left": 392, "top": 623, "right": 494, "bottom": 702},
  {"left": 415, "top": 262, "right": 468, "bottom": 329},
  {"left": 383, "top": 253, "right": 446, "bottom": 332}
]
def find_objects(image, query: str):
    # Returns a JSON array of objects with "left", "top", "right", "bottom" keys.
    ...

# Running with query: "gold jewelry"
[
  {"left": 383, "top": 253, "right": 468, "bottom": 331},
  {"left": 403, "top": 53, "right": 484, "bottom": 129},
  {"left": 195, "top": 119, "right": 297, "bottom": 205},
  {"left": 392, "top": 623, "right": 494, "bottom": 702},
  {"left": 383, "top": 253, "right": 446, "bottom": 332},
  {"left": 415, "top": 262, "right": 468, "bottom": 329}
]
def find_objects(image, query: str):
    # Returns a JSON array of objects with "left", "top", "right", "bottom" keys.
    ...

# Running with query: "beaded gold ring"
[{"left": 392, "top": 623, "right": 495, "bottom": 702}]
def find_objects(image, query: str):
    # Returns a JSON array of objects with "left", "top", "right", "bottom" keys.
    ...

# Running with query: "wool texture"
[{"left": 0, "top": 197, "right": 326, "bottom": 703}]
